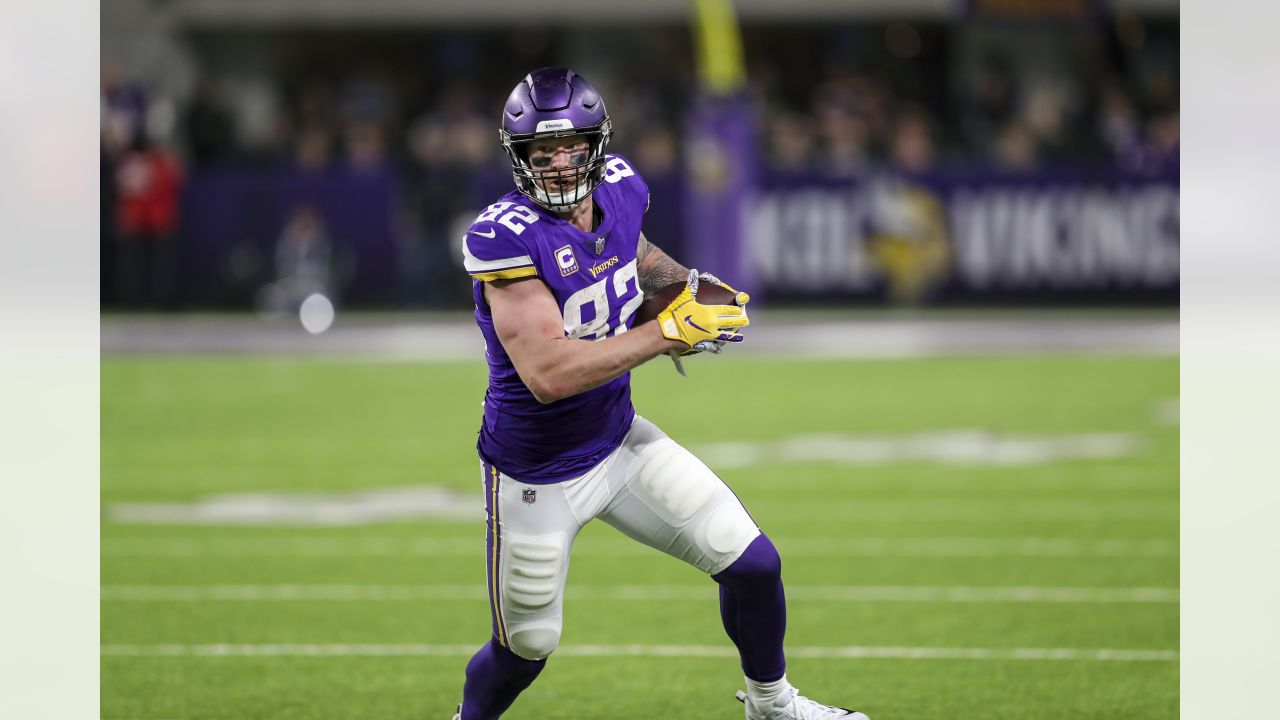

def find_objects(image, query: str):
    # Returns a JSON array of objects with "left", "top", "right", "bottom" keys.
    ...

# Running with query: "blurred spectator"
[
  {"left": 397, "top": 85, "right": 492, "bottom": 309},
  {"left": 765, "top": 111, "right": 817, "bottom": 174},
  {"left": 1137, "top": 60, "right": 1178, "bottom": 117},
  {"left": 1147, "top": 111, "right": 1179, "bottom": 159},
  {"left": 1095, "top": 81, "right": 1141, "bottom": 163},
  {"left": 611, "top": 78, "right": 668, "bottom": 145},
  {"left": 101, "top": 58, "right": 147, "bottom": 145},
  {"left": 339, "top": 65, "right": 396, "bottom": 126},
  {"left": 852, "top": 76, "right": 895, "bottom": 159},
  {"left": 1131, "top": 110, "right": 1179, "bottom": 174},
  {"left": 260, "top": 204, "right": 336, "bottom": 315},
  {"left": 101, "top": 75, "right": 132, "bottom": 308},
  {"left": 297, "top": 77, "right": 339, "bottom": 128},
  {"left": 993, "top": 121, "right": 1038, "bottom": 171},
  {"left": 437, "top": 82, "right": 495, "bottom": 168},
  {"left": 959, "top": 49, "right": 1017, "bottom": 160},
  {"left": 633, "top": 124, "right": 680, "bottom": 179},
  {"left": 183, "top": 79, "right": 237, "bottom": 168},
  {"left": 1020, "top": 80, "right": 1074, "bottom": 163},
  {"left": 399, "top": 116, "right": 456, "bottom": 308},
  {"left": 343, "top": 120, "right": 388, "bottom": 172},
  {"left": 112, "top": 98, "right": 185, "bottom": 310},
  {"left": 889, "top": 105, "right": 936, "bottom": 173},
  {"left": 813, "top": 100, "right": 871, "bottom": 177},
  {"left": 293, "top": 125, "right": 334, "bottom": 173},
  {"left": 101, "top": 144, "right": 119, "bottom": 306}
]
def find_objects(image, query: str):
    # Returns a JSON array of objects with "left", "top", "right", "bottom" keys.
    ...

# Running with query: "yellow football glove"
[{"left": 656, "top": 269, "right": 750, "bottom": 354}]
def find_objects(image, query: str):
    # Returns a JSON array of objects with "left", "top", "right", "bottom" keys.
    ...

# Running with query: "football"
[{"left": 634, "top": 279, "right": 741, "bottom": 326}]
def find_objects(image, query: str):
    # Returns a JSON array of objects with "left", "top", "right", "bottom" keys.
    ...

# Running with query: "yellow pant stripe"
[{"left": 490, "top": 464, "right": 508, "bottom": 647}]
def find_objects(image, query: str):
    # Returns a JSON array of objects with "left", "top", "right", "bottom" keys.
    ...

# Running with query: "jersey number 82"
[{"left": 562, "top": 258, "right": 643, "bottom": 341}]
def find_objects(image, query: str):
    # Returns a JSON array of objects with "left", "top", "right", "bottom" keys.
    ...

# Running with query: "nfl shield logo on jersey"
[
  {"left": 594, "top": 236, "right": 606, "bottom": 255},
  {"left": 522, "top": 488, "right": 537, "bottom": 505}
]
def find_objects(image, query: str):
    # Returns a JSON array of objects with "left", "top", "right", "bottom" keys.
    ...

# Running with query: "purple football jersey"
[{"left": 463, "top": 155, "right": 651, "bottom": 484}]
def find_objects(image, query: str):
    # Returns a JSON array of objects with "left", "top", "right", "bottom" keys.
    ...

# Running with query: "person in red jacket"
[{"left": 114, "top": 131, "right": 184, "bottom": 309}]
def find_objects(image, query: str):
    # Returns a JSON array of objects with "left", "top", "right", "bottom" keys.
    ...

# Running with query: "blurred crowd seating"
[{"left": 101, "top": 18, "right": 1178, "bottom": 311}]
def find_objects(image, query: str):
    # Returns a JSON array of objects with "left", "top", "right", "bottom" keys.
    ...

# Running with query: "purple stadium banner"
[
  {"left": 746, "top": 169, "right": 1179, "bottom": 305},
  {"left": 179, "top": 166, "right": 399, "bottom": 307},
  {"left": 175, "top": 164, "right": 1176, "bottom": 309},
  {"left": 682, "top": 93, "right": 758, "bottom": 292}
]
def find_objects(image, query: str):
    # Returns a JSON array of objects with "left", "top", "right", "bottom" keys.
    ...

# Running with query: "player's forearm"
[
  {"left": 637, "top": 235, "right": 689, "bottom": 296},
  {"left": 524, "top": 322, "right": 681, "bottom": 404}
]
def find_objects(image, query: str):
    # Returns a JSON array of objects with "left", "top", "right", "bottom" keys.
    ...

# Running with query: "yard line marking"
[
  {"left": 694, "top": 431, "right": 1141, "bottom": 469},
  {"left": 100, "top": 643, "right": 1178, "bottom": 663},
  {"left": 101, "top": 536, "right": 1177, "bottom": 558},
  {"left": 775, "top": 537, "right": 1177, "bottom": 558},
  {"left": 101, "top": 315, "right": 1178, "bottom": 359},
  {"left": 748, "top": 499, "right": 1178, "bottom": 523},
  {"left": 105, "top": 483, "right": 1176, "bottom": 527},
  {"left": 100, "top": 584, "right": 1179, "bottom": 604},
  {"left": 107, "top": 486, "right": 478, "bottom": 526}
]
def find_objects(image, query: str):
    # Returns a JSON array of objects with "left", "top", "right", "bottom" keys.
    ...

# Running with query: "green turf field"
[{"left": 102, "top": 354, "right": 1178, "bottom": 719}]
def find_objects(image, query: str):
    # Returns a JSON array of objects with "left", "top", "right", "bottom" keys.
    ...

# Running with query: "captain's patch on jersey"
[{"left": 555, "top": 244, "right": 579, "bottom": 276}]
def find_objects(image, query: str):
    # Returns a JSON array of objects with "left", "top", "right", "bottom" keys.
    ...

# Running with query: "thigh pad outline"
[
  {"left": 501, "top": 533, "right": 567, "bottom": 613},
  {"left": 627, "top": 438, "right": 718, "bottom": 525}
]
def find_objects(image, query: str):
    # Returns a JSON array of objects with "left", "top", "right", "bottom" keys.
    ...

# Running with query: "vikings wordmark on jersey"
[{"left": 463, "top": 154, "right": 650, "bottom": 485}]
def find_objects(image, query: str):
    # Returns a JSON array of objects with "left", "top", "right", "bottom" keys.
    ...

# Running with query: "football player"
[{"left": 453, "top": 67, "right": 868, "bottom": 720}]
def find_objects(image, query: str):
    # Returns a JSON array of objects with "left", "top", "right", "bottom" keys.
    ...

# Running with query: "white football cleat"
[
  {"left": 735, "top": 687, "right": 870, "bottom": 720},
  {"left": 450, "top": 703, "right": 461, "bottom": 720}
]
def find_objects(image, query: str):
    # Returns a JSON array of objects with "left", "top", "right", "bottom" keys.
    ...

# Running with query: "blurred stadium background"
[
  {"left": 100, "top": 0, "right": 1177, "bottom": 317},
  {"left": 100, "top": 1, "right": 1179, "bottom": 718}
]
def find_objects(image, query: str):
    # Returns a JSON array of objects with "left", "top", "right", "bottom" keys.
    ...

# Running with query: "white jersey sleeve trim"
[{"left": 462, "top": 236, "right": 535, "bottom": 273}]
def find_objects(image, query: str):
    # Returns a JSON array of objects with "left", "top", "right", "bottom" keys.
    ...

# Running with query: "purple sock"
[
  {"left": 460, "top": 637, "right": 546, "bottom": 720},
  {"left": 712, "top": 533, "right": 787, "bottom": 682}
]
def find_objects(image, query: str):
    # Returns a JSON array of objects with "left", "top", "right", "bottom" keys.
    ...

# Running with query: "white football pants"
[{"left": 478, "top": 415, "right": 761, "bottom": 661}]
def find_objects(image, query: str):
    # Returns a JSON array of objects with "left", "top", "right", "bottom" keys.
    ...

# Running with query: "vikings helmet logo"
[{"left": 865, "top": 183, "right": 951, "bottom": 305}]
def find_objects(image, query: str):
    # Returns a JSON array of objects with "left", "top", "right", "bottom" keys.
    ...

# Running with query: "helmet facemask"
[{"left": 501, "top": 118, "right": 612, "bottom": 213}]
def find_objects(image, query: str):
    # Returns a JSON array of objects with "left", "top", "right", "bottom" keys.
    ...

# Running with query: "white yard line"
[
  {"left": 100, "top": 584, "right": 1178, "bottom": 604},
  {"left": 102, "top": 536, "right": 1177, "bottom": 558},
  {"left": 100, "top": 313, "right": 1179, "bottom": 359},
  {"left": 105, "top": 496, "right": 1177, "bottom": 527},
  {"left": 694, "top": 431, "right": 1142, "bottom": 468},
  {"left": 1153, "top": 397, "right": 1180, "bottom": 425},
  {"left": 99, "top": 642, "right": 1178, "bottom": 663}
]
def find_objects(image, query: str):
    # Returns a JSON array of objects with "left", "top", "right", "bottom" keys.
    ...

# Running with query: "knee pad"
[
  {"left": 506, "top": 625, "right": 561, "bottom": 661},
  {"left": 692, "top": 499, "right": 761, "bottom": 574},
  {"left": 702, "top": 501, "right": 760, "bottom": 555}
]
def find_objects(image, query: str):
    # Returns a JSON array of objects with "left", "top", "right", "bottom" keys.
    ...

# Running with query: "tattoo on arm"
[{"left": 636, "top": 233, "right": 689, "bottom": 296}]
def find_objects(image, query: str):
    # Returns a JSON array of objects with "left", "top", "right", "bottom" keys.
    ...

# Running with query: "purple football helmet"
[{"left": 500, "top": 67, "right": 613, "bottom": 212}]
